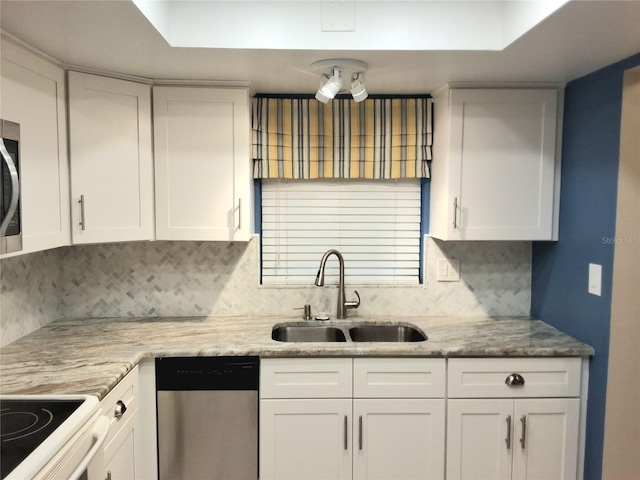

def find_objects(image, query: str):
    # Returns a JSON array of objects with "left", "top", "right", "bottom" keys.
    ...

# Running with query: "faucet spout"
[{"left": 314, "top": 249, "right": 360, "bottom": 319}]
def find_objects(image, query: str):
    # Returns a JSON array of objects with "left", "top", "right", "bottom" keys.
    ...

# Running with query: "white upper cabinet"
[
  {"left": 153, "top": 86, "right": 252, "bottom": 241},
  {"left": 429, "top": 87, "right": 560, "bottom": 240},
  {"left": 68, "top": 71, "right": 154, "bottom": 244},
  {"left": 1, "top": 38, "right": 70, "bottom": 256}
]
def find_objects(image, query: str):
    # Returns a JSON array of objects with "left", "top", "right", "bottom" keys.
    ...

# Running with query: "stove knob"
[{"left": 114, "top": 400, "right": 127, "bottom": 419}]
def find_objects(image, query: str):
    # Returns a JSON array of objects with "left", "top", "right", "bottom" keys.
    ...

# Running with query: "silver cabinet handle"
[
  {"left": 358, "top": 415, "right": 363, "bottom": 450},
  {"left": 505, "top": 415, "right": 512, "bottom": 449},
  {"left": 0, "top": 139, "right": 20, "bottom": 237},
  {"left": 79, "top": 195, "right": 86, "bottom": 231},
  {"left": 344, "top": 415, "right": 348, "bottom": 450},
  {"left": 520, "top": 415, "right": 527, "bottom": 449},
  {"left": 234, "top": 198, "right": 242, "bottom": 231},
  {"left": 452, "top": 197, "right": 458, "bottom": 229},
  {"left": 106, "top": 472, "right": 112, "bottom": 480},
  {"left": 114, "top": 400, "right": 127, "bottom": 419},
  {"left": 505, "top": 373, "right": 525, "bottom": 386}
]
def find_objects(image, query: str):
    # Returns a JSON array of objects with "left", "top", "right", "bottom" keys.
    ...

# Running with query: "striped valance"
[{"left": 252, "top": 97, "right": 432, "bottom": 180}]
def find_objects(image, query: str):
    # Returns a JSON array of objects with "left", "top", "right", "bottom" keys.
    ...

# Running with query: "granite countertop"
[{"left": 0, "top": 315, "right": 593, "bottom": 399}]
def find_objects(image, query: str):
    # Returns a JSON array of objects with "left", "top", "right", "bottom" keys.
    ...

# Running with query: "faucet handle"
[{"left": 346, "top": 290, "right": 360, "bottom": 310}]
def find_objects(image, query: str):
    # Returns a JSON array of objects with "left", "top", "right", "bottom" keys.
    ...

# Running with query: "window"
[{"left": 261, "top": 179, "right": 422, "bottom": 285}]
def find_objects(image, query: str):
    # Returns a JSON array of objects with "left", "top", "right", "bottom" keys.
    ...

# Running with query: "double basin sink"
[{"left": 272, "top": 321, "right": 427, "bottom": 343}]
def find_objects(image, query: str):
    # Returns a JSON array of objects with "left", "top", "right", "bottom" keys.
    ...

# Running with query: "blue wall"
[{"left": 531, "top": 52, "right": 640, "bottom": 479}]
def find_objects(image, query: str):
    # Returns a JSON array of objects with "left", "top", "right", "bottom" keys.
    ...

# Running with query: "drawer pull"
[
  {"left": 505, "top": 415, "right": 512, "bottom": 449},
  {"left": 114, "top": 400, "right": 127, "bottom": 419},
  {"left": 505, "top": 373, "right": 525, "bottom": 386},
  {"left": 358, "top": 415, "right": 363, "bottom": 450}
]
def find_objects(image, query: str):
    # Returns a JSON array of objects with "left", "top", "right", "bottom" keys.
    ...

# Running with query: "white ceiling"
[
  {"left": 131, "top": 0, "right": 569, "bottom": 51},
  {"left": 1, "top": 0, "right": 639, "bottom": 95}
]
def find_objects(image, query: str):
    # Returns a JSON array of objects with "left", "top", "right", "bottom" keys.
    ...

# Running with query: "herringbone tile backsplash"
[
  {"left": 1, "top": 237, "right": 531, "bottom": 346},
  {"left": 0, "top": 249, "right": 60, "bottom": 346}
]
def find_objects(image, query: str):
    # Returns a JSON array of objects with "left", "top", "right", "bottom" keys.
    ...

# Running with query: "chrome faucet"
[{"left": 314, "top": 249, "right": 360, "bottom": 319}]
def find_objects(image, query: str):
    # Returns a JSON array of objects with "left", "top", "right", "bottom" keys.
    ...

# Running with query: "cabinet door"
[
  {"left": 1, "top": 40, "right": 70, "bottom": 255},
  {"left": 354, "top": 399, "right": 445, "bottom": 480},
  {"left": 451, "top": 89, "right": 557, "bottom": 240},
  {"left": 446, "top": 399, "right": 513, "bottom": 480},
  {"left": 512, "top": 399, "right": 580, "bottom": 480},
  {"left": 260, "top": 399, "right": 352, "bottom": 480},
  {"left": 68, "top": 71, "right": 154, "bottom": 244},
  {"left": 431, "top": 88, "right": 558, "bottom": 241},
  {"left": 104, "top": 410, "right": 138, "bottom": 480},
  {"left": 153, "top": 87, "right": 251, "bottom": 241},
  {"left": 100, "top": 366, "right": 139, "bottom": 480}
]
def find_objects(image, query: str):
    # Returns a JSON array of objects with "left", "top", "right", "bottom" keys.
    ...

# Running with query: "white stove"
[{"left": 1, "top": 395, "right": 109, "bottom": 480}]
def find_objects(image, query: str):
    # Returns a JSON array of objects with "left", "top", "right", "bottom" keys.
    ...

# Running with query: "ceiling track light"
[
  {"left": 350, "top": 72, "right": 368, "bottom": 103},
  {"left": 311, "top": 59, "right": 368, "bottom": 103},
  {"left": 316, "top": 67, "right": 342, "bottom": 103}
]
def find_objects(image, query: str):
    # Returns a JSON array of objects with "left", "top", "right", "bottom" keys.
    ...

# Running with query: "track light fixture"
[
  {"left": 315, "top": 67, "right": 343, "bottom": 103},
  {"left": 311, "top": 59, "right": 368, "bottom": 103},
  {"left": 350, "top": 73, "right": 368, "bottom": 102}
]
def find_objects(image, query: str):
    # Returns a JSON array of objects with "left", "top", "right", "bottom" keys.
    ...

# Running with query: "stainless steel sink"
[
  {"left": 349, "top": 325, "right": 427, "bottom": 342},
  {"left": 272, "top": 325, "right": 347, "bottom": 342},
  {"left": 272, "top": 322, "right": 427, "bottom": 343}
]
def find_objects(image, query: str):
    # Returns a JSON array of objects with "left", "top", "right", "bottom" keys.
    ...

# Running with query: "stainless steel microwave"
[{"left": 1, "top": 119, "right": 22, "bottom": 254}]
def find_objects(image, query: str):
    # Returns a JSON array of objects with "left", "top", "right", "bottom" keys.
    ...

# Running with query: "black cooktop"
[{"left": 0, "top": 398, "right": 84, "bottom": 479}]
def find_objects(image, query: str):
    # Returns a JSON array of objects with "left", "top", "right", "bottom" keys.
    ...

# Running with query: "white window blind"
[{"left": 261, "top": 179, "right": 422, "bottom": 285}]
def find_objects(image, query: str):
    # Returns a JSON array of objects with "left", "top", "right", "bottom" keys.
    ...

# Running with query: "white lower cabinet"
[
  {"left": 354, "top": 399, "right": 445, "bottom": 480},
  {"left": 511, "top": 399, "right": 580, "bottom": 479},
  {"left": 100, "top": 366, "right": 140, "bottom": 480},
  {"left": 260, "top": 357, "right": 446, "bottom": 480},
  {"left": 260, "top": 398, "right": 353, "bottom": 480},
  {"left": 446, "top": 358, "right": 582, "bottom": 480}
]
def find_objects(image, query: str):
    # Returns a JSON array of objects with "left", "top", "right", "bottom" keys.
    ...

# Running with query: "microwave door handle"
[{"left": 0, "top": 138, "right": 20, "bottom": 237}]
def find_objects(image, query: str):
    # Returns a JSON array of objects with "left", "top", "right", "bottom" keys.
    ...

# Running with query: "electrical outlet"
[{"left": 437, "top": 258, "right": 460, "bottom": 282}]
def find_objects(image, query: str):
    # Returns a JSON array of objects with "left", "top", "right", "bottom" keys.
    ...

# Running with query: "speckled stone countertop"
[{"left": 0, "top": 315, "right": 593, "bottom": 399}]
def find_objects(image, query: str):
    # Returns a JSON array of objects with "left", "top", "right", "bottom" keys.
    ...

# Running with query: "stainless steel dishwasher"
[{"left": 155, "top": 356, "right": 259, "bottom": 480}]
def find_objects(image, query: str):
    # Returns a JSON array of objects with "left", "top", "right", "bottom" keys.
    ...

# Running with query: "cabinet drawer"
[
  {"left": 354, "top": 358, "right": 446, "bottom": 398},
  {"left": 260, "top": 358, "right": 352, "bottom": 399},
  {"left": 100, "top": 366, "right": 139, "bottom": 449},
  {"left": 448, "top": 358, "right": 581, "bottom": 398}
]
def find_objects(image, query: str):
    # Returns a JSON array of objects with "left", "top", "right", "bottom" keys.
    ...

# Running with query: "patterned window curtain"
[{"left": 252, "top": 97, "right": 432, "bottom": 179}]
